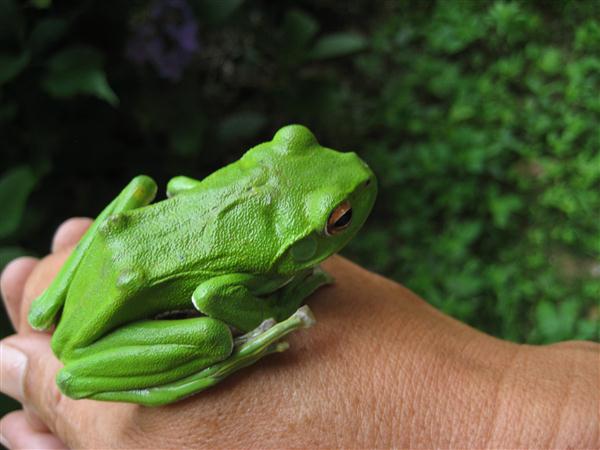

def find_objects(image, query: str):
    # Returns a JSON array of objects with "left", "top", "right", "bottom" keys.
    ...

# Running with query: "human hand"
[
  {"left": 0, "top": 218, "right": 92, "bottom": 450},
  {"left": 1, "top": 218, "right": 598, "bottom": 448}
]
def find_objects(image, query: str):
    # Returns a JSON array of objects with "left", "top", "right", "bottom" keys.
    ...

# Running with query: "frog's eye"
[{"left": 326, "top": 200, "right": 352, "bottom": 236}]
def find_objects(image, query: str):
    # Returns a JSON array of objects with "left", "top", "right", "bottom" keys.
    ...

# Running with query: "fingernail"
[
  {"left": 0, "top": 342, "right": 27, "bottom": 401},
  {"left": 0, "top": 431, "right": 9, "bottom": 449}
]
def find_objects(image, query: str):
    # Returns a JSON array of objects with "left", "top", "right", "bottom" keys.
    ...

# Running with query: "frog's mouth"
[{"left": 153, "top": 309, "right": 202, "bottom": 320}]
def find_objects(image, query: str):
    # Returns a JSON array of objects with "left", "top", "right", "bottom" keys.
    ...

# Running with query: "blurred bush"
[{"left": 1, "top": 0, "right": 598, "bottom": 364}]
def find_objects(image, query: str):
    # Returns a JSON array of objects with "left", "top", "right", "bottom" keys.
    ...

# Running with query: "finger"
[
  {"left": 0, "top": 410, "right": 67, "bottom": 450},
  {"left": 0, "top": 334, "right": 130, "bottom": 448},
  {"left": 51, "top": 217, "right": 93, "bottom": 253},
  {"left": 0, "top": 334, "right": 70, "bottom": 437},
  {"left": 0, "top": 340, "right": 29, "bottom": 402},
  {"left": 0, "top": 257, "right": 39, "bottom": 332},
  {"left": 24, "top": 407, "right": 52, "bottom": 433}
]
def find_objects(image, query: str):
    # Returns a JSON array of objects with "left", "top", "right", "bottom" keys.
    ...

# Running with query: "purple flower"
[{"left": 126, "top": 0, "right": 200, "bottom": 81}]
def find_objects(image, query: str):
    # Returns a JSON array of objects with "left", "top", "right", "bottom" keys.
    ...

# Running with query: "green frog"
[{"left": 29, "top": 124, "right": 377, "bottom": 406}]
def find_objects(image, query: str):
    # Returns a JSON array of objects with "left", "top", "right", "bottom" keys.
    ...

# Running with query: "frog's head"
[{"left": 250, "top": 124, "right": 377, "bottom": 274}]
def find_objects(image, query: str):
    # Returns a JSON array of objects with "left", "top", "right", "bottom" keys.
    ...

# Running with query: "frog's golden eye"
[{"left": 326, "top": 200, "right": 352, "bottom": 236}]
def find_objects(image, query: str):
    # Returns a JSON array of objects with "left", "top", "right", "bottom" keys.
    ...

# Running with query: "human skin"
[{"left": 0, "top": 218, "right": 598, "bottom": 449}]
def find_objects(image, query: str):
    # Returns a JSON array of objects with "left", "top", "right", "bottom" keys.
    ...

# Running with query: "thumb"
[
  {"left": 0, "top": 333, "right": 128, "bottom": 447},
  {"left": 0, "top": 333, "right": 112, "bottom": 444},
  {"left": 1, "top": 333, "right": 68, "bottom": 432}
]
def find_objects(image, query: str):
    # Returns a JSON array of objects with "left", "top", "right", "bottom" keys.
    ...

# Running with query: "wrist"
[
  {"left": 487, "top": 342, "right": 599, "bottom": 448},
  {"left": 374, "top": 306, "right": 598, "bottom": 448},
  {"left": 374, "top": 306, "right": 517, "bottom": 447}
]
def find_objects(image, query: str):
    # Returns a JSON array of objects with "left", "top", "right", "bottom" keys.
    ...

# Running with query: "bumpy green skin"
[{"left": 28, "top": 125, "right": 377, "bottom": 406}]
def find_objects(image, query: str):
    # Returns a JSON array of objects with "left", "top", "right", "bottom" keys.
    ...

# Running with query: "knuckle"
[
  {"left": 20, "top": 350, "right": 68, "bottom": 432},
  {"left": 36, "top": 375, "right": 74, "bottom": 443}
]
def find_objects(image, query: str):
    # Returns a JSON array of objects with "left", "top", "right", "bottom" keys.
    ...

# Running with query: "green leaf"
[
  {"left": 31, "top": 0, "right": 51, "bottom": 8},
  {"left": 29, "top": 18, "right": 68, "bottom": 54},
  {"left": 427, "top": 1, "right": 486, "bottom": 53},
  {"left": 170, "top": 113, "right": 205, "bottom": 156},
  {"left": 490, "top": 195, "right": 523, "bottom": 228},
  {"left": 0, "top": 0, "right": 24, "bottom": 43},
  {"left": 0, "top": 51, "right": 30, "bottom": 85},
  {"left": 42, "top": 46, "right": 118, "bottom": 106},
  {"left": 217, "top": 111, "right": 267, "bottom": 142},
  {"left": 0, "top": 166, "right": 37, "bottom": 239},
  {"left": 535, "top": 300, "right": 579, "bottom": 341},
  {"left": 538, "top": 47, "right": 562, "bottom": 74},
  {"left": 0, "top": 101, "right": 18, "bottom": 122},
  {"left": 191, "top": 0, "right": 244, "bottom": 24},
  {"left": 283, "top": 9, "right": 319, "bottom": 51},
  {"left": 309, "top": 32, "right": 367, "bottom": 60},
  {"left": 535, "top": 301, "right": 559, "bottom": 337},
  {"left": 575, "top": 20, "right": 600, "bottom": 52},
  {"left": 0, "top": 246, "right": 28, "bottom": 272}
]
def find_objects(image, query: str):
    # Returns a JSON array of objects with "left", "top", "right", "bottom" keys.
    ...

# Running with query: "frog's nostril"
[{"left": 364, "top": 179, "right": 371, "bottom": 188}]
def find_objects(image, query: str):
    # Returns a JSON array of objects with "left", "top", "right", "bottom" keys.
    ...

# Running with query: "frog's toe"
[
  {"left": 260, "top": 317, "right": 277, "bottom": 329},
  {"left": 56, "top": 368, "right": 85, "bottom": 399},
  {"left": 311, "top": 265, "right": 334, "bottom": 284},
  {"left": 233, "top": 317, "right": 277, "bottom": 346},
  {"left": 116, "top": 268, "right": 146, "bottom": 290},
  {"left": 293, "top": 305, "right": 316, "bottom": 328},
  {"left": 99, "top": 213, "right": 130, "bottom": 235}
]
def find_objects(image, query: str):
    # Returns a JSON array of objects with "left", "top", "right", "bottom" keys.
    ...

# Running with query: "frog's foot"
[
  {"left": 87, "top": 305, "right": 317, "bottom": 407},
  {"left": 233, "top": 317, "right": 277, "bottom": 346},
  {"left": 193, "top": 268, "right": 331, "bottom": 333},
  {"left": 270, "top": 266, "right": 333, "bottom": 322},
  {"left": 297, "top": 265, "right": 334, "bottom": 293}
]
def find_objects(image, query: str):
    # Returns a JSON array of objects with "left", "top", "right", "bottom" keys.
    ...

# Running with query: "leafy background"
[{"left": 1, "top": 0, "right": 599, "bottom": 420}]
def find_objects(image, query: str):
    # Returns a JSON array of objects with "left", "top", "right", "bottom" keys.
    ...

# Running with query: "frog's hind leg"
[
  {"left": 63, "top": 306, "right": 315, "bottom": 407},
  {"left": 57, "top": 316, "right": 233, "bottom": 404},
  {"left": 28, "top": 176, "right": 157, "bottom": 330}
]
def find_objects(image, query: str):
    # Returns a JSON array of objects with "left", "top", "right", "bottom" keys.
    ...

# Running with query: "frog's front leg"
[
  {"left": 28, "top": 175, "right": 157, "bottom": 330},
  {"left": 166, "top": 175, "right": 202, "bottom": 197},
  {"left": 192, "top": 267, "right": 333, "bottom": 333}
]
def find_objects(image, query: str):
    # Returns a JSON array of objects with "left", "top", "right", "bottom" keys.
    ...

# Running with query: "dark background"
[{"left": 1, "top": 0, "right": 599, "bottom": 421}]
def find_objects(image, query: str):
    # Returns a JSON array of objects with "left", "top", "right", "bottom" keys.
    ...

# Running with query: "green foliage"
[
  {"left": 0, "top": 51, "right": 29, "bottom": 85},
  {"left": 0, "top": 167, "right": 38, "bottom": 267},
  {"left": 0, "top": 166, "right": 37, "bottom": 238},
  {"left": 42, "top": 46, "right": 118, "bottom": 106},
  {"left": 0, "top": 0, "right": 598, "bottom": 355},
  {"left": 192, "top": 0, "right": 245, "bottom": 24},
  {"left": 309, "top": 32, "right": 367, "bottom": 60},
  {"left": 348, "top": 0, "right": 600, "bottom": 344}
]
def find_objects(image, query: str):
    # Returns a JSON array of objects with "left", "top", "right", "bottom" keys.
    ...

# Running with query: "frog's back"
[
  {"left": 53, "top": 169, "right": 295, "bottom": 353},
  {"left": 52, "top": 123, "right": 366, "bottom": 352},
  {"left": 109, "top": 177, "right": 288, "bottom": 280}
]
